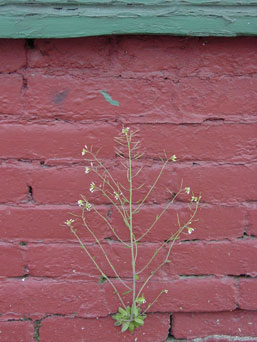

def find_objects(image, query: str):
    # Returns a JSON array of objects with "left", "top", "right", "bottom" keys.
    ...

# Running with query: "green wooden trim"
[{"left": 0, "top": 1, "right": 256, "bottom": 38}]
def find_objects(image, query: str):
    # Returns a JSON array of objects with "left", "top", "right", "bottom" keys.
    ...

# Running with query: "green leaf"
[
  {"left": 98, "top": 274, "right": 107, "bottom": 284},
  {"left": 121, "top": 321, "right": 130, "bottom": 333},
  {"left": 128, "top": 322, "right": 135, "bottom": 333},
  {"left": 114, "top": 321, "right": 122, "bottom": 326},
  {"left": 132, "top": 305, "right": 140, "bottom": 317},
  {"left": 134, "top": 317, "right": 144, "bottom": 326},
  {"left": 126, "top": 306, "right": 131, "bottom": 314},
  {"left": 118, "top": 307, "right": 128, "bottom": 316},
  {"left": 100, "top": 90, "right": 120, "bottom": 107},
  {"left": 112, "top": 313, "right": 122, "bottom": 320},
  {"left": 135, "top": 274, "right": 139, "bottom": 280},
  {"left": 122, "top": 290, "right": 132, "bottom": 296},
  {"left": 133, "top": 321, "right": 140, "bottom": 328}
]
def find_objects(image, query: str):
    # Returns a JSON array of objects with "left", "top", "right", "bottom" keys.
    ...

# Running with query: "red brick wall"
[{"left": 0, "top": 36, "right": 257, "bottom": 341}]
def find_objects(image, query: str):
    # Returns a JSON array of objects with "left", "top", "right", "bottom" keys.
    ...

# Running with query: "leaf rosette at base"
[{"left": 112, "top": 305, "right": 147, "bottom": 333}]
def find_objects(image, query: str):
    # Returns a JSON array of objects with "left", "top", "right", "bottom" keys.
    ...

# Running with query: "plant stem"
[{"left": 127, "top": 133, "right": 136, "bottom": 319}]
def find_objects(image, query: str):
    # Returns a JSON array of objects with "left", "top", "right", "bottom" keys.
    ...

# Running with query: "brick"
[
  {"left": 0, "top": 278, "right": 236, "bottom": 319},
  {"left": 0, "top": 123, "right": 118, "bottom": 161},
  {"left": 0, "top": 74, "right": 23, "bottom": 114},
  {"left": 174, "top": 77, "right": 257, "bottom": 122},
  {"left": 111, "top": 204, "right": 245, "bottom": 242},
  {"left": 190, "top": 37, "right": 257, "bottom": 77},
  {"left": 239, "top": 279, "right": 257, "bottom": 310},
  {"left": 0, "top": 39, "right": 26, "bottom": 73},
  {"left": 115, "top": 36, "right": 257, "bottom": 76},
  {"left": 167, "top": 240, "right": 257, "bottom": 277},
  {"left": 0, "top": 205, "right": 112, "bottom": 242},
  {"left": 114, "top": 36, "right": 192, "bottom": 75},
  {"left": 105, "top": 278, "right": 237, "bottom": 313},
  {"left": 31, "top": 165, "right": 95, "bottom": 204},
  {"left": 0, "top": 244, "right": 25, "bottom": 277},
  {"left": 1, "top": 122, "right": 257, "bottom": 163},
  {"left": 30, "top": 162, "right": 257, "bottom": 205},
  {"left": 30, "top": 162, "right": 161, "bottom": 204},
  {"left": 172, "top": 310, "right": 257, "bottom": 339},
  {"left": 25, "top": 239, "right": 257, "bottom": 280},
  {"left": 0, "top": 321, "right": 34, "bottom": 342},
  {"left": 28, "top": 37, "right": 114, "bottom": 71},
  {"left": 136, "top": 123, "right": 257, "bottom": 163},
  {"left": 25, "top": 73, "right": 179, "bottom": 122},
  {"left": 25, "top": 73, "right": 257, "bottom": 123},
  {"left": 0, "top": 164, "right": 30, "bottom": 203},
  {"left": 27, "top": 37, "right": 257, "bottom": 78},
  {"left": 247, "top": 204, "right": 257, "bottom": 237},
  {"left": 40, "top": 314, "right": 170, "bottom": 342},
  {"left": 25, "top": 244, "right": 98, "bottom": 280},
  {"left": 0, "top": 279, "right": 110, "bottom": 319},
  {"left": 175, "top": 163, "right": 257, "bottom": 204},
  {"left": 0, "top": 202, "right": 244, "bottom": 244}
]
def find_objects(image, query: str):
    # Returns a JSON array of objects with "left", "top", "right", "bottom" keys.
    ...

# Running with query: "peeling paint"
[
  {"left": 0, "top": 1, "right": 256, "bottom": 37},
  {"left": 100, "top": 90, "right": 120, "bottom": 107}
]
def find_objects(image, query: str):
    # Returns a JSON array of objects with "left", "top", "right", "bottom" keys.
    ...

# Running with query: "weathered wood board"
[{"left": 0, "top": 1, "right": 256, "bottom": 38}]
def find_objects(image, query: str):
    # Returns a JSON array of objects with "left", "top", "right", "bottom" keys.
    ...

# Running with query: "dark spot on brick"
[{"left": 53, "top": 89, "right": 69, "bottom": 104}]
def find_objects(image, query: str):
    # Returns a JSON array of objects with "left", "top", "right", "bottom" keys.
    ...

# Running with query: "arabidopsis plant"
[{"left": 64, "top": 128, "right": 201, "bottom": 334}]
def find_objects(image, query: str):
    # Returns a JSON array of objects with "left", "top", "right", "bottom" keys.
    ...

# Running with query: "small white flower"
[
  {"left": 65, "top": 219, "right": 75, "bottom": 227},
  {"left": 187, "top": 227, "right": 194, "bottom": 234},
  {"left": 85, "top": 167, "right": 90, "bottom": 174},
  {"left": 90, "top": 162, "right": 94, "bottom": 167},
  {"left": 114, "top": 191, "right": 119, "bottom": 200},
  {"left": 164, "top": 289, "right": 168, "bottom": 294},
  {"left": 185, "top": 187, "right": 190, "bottom": 195},
  {"left": 122, "top": 127, "right": 130, "bottom": 135},
  {"left": 90, "top": 182, "right": 95, "bottom": 193},
  {"left": 82, "top": 145, "right": 88, "bottom": 156},
  {"left": 85, "top": 201, "right": 92, "bottom": 211},
  {"left": 171, "top": 154, "right": 177, "bottom": 162},
  {"left": 78, "top": 200, "right": 84, "bottom": 207}
]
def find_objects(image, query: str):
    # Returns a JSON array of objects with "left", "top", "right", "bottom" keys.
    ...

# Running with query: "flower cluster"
[
  {"left": 170, "top": 155, "right": 177, "bottom": 162},
  {"left": 185, "top": 187, "right": 190, "bottom": 194},
  {"left": 114, "top": 191, "right": 123, "bottom": 200},
  {"left": 78, "top": 199, "right": 92, "bottom": 211},
  {"left": 90, "top": 182, "right": 95, "bottom": 193},
  {"left": 65, "top": 219, "right": 74, "bottom": 227},
  {"left": 122, "top": 127, "right": 130, "bottom": 135},
  {"left": 191, "top": 195, "right": 201, "bottom": 202}
]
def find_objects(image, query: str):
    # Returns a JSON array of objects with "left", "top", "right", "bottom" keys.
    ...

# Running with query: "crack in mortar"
[{"left": 166, "top": 335, "right": 257, "bottom": 342}]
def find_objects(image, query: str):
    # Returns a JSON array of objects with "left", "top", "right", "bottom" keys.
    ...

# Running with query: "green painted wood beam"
[{"left": 0, "top": 1, "right": 256, "bottom": 38}]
